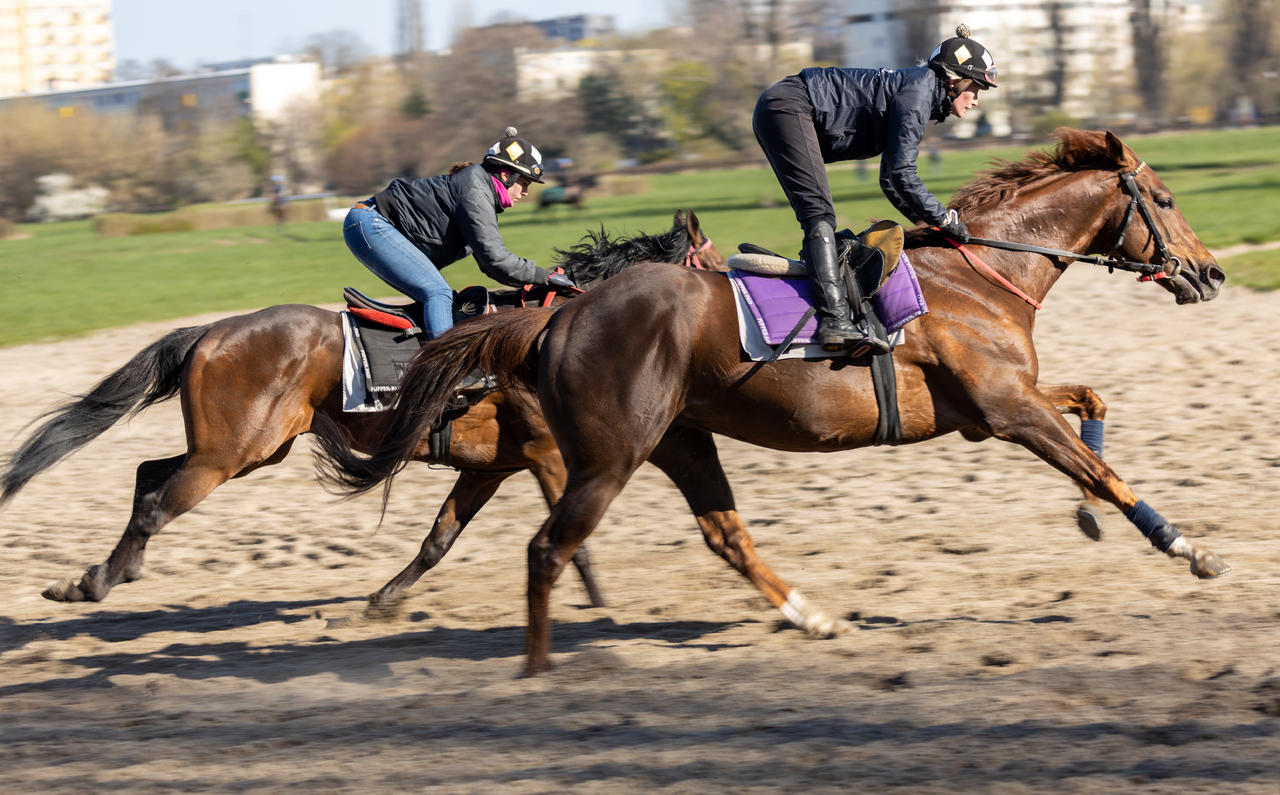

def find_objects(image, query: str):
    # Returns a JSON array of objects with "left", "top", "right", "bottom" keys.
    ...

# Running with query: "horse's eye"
[{"left": 1156, "top": 196, "right": 1175, "bottom": 209}]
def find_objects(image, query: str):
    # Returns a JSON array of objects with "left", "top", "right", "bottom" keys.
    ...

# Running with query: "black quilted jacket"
[{"left": 799, "top": 65, "right": 952, "bottom": 226}]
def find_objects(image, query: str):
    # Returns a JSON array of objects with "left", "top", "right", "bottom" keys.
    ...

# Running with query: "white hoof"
[{"left": 779, "top": 590, "right": 853, "bottom": 638}]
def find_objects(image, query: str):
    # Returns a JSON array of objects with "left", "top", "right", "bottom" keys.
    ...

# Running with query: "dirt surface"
[{"left": 1, "top": 267, "right": 1277, "bottom": 792}]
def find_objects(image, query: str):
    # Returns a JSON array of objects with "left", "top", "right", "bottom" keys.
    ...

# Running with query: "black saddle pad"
[{"left": 347, "top": 313, "right": 424, "bottom": 393}]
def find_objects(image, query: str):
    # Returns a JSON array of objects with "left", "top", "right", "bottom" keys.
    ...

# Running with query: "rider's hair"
[{"left": 450, "top": 161, "right": 473, "bottom": 175}]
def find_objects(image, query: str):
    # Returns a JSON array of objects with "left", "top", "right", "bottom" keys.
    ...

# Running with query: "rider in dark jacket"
[
  {"left": 344, "top": 127, "right": 576, "bottom": 340},
  {"left": 753, "top": 26, "right": 998, "bottom": 353}
]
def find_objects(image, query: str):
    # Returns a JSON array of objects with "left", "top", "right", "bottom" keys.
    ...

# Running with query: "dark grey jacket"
[
  {"left": 799, "top": 65, "right": 951, "bottom": 226},
  {"left": 372, "top": 163, "right": 547, "bottom": 286}
]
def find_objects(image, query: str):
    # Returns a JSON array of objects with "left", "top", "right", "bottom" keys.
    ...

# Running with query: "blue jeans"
[{"left": 343, "top": 206, "right": 454, "bottom": 338}]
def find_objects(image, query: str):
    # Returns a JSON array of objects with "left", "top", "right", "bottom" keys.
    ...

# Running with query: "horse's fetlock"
[{"left": 1164, "top": 535, "right": 1193, "bottom": 560}]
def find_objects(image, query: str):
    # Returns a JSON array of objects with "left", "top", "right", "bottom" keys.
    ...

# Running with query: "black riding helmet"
[
  {"left": 929, "top": 24, "right": 998, "bottom": 89},
  {"left": 483, "top": 126, "right": 546, "bottom": 187}
]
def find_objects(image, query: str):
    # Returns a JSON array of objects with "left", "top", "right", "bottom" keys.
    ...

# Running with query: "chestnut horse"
[
  {"left": 1, "top": 211, "right": 724, "bottom": 609},
  {"left": 314, "top": 130, "right": 1231, "bottom": 675}
]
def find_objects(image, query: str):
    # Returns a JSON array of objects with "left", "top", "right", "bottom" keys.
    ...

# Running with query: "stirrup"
[{"left": 456, "top": 369, "right": 495, "bottom": 395}]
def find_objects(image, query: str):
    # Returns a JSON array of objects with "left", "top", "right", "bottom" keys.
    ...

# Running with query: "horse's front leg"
[
  {"left": 647, "top": 426, "right": 852, "bottom": 637},
  {"left": 994, "top": 381, "right": 1229, "bottom": 579},
  {"left": 1038, "top": 383, "right": 1108, "bottom": 540}
]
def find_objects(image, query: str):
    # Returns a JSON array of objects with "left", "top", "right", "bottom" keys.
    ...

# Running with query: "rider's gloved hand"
[
  {"left": 546, "top": 271, "right": 581, "bottom": 293},
  {"left": 938, "top": 209, "right": 970, "bottom": 243}
]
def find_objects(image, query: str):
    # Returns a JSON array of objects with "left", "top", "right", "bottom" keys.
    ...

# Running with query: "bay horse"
[
  {"left": 314, "top": 130, "right": 1231, "bottom": 675},
  {"left": 0, "top": 211, "right": 724, "bottom": 610}
]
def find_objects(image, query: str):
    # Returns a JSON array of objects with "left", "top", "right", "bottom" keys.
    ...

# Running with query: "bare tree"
[
  {"left": 1130, "top": 0, "right": 1172, "bottom": 124},
  {"left": 1224, "top": 0, "right": 1278, "bottom": 119},
  {"left": 304, "top": 30, "right": 372, "bottom": 77}
]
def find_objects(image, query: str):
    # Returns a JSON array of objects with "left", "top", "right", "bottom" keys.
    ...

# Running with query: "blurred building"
[
  {"left": 839, "top": 0, "right": 1211, "bottom": 136},
  {"left": 515, "top": 46, "right": 665, "bottom": 100},
  {"left": 0, "top": 56, "right": 320, "bottom": 130},
  {"left": 516, "top": 40, "right": 814, "bottom": 101},
  {"left": 475, "top": 13, "right": 617, "bottom": 44},
  {"left": 0, "top": 0, "right": 114, "bottom": 95},
  {"left": 532, "top": 14, "right": 615, "bottom": 43}
]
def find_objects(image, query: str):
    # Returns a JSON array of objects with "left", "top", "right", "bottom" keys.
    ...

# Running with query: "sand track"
[{"left": 1, "top": 267, "right": 1277, "bottom": 791}]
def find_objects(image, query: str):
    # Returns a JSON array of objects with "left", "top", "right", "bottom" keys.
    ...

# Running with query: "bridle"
[
  {"left": 685, "top": 236, "right": 714, "bottom": 270},
  {"left": 1111, "top": 163, "right": 1182, "bottom": 282},
  {"left": 940, "top": 161, "right": 1184, "bottom": 310}
]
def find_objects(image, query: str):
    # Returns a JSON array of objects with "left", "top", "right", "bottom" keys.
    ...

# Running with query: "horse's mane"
[
  {"left": 947, "top": 128, "right": 1129, "bottom": 217},
  {"left": 554, "top": 220, "right": 691, "bottom": 287}
]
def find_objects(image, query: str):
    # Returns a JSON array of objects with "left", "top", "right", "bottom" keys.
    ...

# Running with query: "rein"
[{"left": 939, "top": 162, "right": 1183, "bottom": 309}]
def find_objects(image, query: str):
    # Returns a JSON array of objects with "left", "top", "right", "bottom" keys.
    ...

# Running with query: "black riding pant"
[{"left": 752, "top": 75, "right": 836, "bottom": 235}]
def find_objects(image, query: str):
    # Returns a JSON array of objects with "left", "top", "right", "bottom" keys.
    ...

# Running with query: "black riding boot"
[{"left": 803, "top": 221, "right": 860, "bottom": 351}]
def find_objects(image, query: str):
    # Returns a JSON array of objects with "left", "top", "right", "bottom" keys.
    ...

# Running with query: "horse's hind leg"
[
  {"left": 647, "top": 426, "right": 851, "bottom": 637},
  {"left": 367, "top": 469, "right": 514, "bottom": 609},
  {"left": 524, "top": 458, "right": 638, "bottom": 675},
  {"left": 1039, "top": 383, "right": 1108, "bottom": 540},
  {"left": 42, "top": 453, "right": 234, "bottom": 602},
  {"left": 526, "top": 460, "right": 606, "bottom": 608}
]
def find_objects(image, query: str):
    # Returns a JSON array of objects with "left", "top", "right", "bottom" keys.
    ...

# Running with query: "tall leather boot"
[{"left": 803, "top": 221, "right": 859, "bottom": 351}]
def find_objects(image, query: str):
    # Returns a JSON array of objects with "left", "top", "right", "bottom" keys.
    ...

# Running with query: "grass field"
[{"left": 1, "top": 127, "right": 1277, "bottom": 347}]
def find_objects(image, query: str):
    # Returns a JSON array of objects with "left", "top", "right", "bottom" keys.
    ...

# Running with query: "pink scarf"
[{"left": 491, "top": 176, "right": 513, "bottom": 208}]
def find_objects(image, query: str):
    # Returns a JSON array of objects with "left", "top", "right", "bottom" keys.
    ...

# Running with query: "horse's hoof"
[
  {"left": 521, "top": 659, "right": 553, "bottom": 678},
  {"left": 1190, "top": 550, "right": 1231, "bottom": 579},
  {"left": 42, "top": 578, "right": 85, "bottom": 602},
  {"left": 803, "top": 616, "right": 854, "bottom": 639},
  {"left": 361, "top": 600, "right": 407, "bottom": 623},
  {"left": 1075, "top": 503, "right": 1104, "bottom": 541},
  {"left": 324, "top": 615, "right": 365, "bottom": 629}
]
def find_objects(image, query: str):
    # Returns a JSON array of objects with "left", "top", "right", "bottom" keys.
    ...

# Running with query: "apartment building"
[{"left": 0, "top": 0, "right": 113, "bottom": 95}]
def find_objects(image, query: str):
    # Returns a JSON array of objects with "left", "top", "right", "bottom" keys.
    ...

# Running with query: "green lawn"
[{"left": 2, "top": 127, "right": 1277, "bottom": 347}]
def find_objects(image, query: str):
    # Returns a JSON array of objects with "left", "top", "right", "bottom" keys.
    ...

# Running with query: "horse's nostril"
[{"left": 1206, "top": 265, "right": 1226, "bottom": 287}]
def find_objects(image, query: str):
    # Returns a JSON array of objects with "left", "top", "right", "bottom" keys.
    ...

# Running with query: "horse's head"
[
  {"left": 555, "top": 209, "right": 727, "bottom": 286},
  {"left": 1086, "top": 130, "right": 1225, "bottom": 304},
  {"left": 676, "top": 209, "right": 728, "bottom": 272}
]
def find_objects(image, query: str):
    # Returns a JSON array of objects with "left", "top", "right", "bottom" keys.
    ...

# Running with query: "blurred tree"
[
  {"left": 1223, "top": 0, "right": 1278, "bottom": 119},
  {"left": 304, "top": 30, "right": 373, "bottom": 77},
  {"left": 660, "top": 60, "right": 715, "bottom": 144},
  {"left": 579, "top": 69, "right": 667, "bottom": 161},
  {"left": 401, "top": 86, "right": 432, "bottom": 119},
  {"left": 1130, "top": 0, "right": 1173, "bottom": 124},
  {"left": 0, "top": 107, "right": 61, "bottom": 219}
]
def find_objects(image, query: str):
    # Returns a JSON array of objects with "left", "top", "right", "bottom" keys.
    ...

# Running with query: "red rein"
[{"left": 939, "top": 234, "right": 1043, "bottom": 311}]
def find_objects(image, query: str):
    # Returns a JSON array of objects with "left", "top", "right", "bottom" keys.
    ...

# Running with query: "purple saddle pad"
[{"left": 729, "top": 252, "right": 928, "bottom": 346}]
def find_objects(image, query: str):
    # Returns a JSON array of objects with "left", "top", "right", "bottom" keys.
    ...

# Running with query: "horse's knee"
[{"left": 1079, "top": 388, "right": 1107, "bottom": 420}]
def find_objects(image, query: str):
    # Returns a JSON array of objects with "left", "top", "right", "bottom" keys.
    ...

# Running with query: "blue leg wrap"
[
  {"left": 1079, "top": 419, "right": 1104, "bottom": 457},
  {"left": 1124, "top": 500, "right": 1181, "bottom": 551}
]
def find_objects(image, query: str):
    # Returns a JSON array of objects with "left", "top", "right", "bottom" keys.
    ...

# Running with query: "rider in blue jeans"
[{"left": 343, "top": 127, "right": 577, "bottom": 341}]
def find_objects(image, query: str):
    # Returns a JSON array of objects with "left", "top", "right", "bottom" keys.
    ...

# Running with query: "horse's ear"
[
  {"left": 686, "top": 210, "right": 701, "bottom": 240},
  {"left": 1103, "top": 130, "right": 1131, "bottom": 168},
  {"left": 672, "top": 210, "right": 686, "bottom": 231}
]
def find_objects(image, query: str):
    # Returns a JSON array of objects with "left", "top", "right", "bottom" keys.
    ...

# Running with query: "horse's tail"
[
  {"left": 1, "top": 324, "right": 211, "bottom": 505},
  {"left": 312, "top": 307, "right": 556, "bottom": 502}
]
